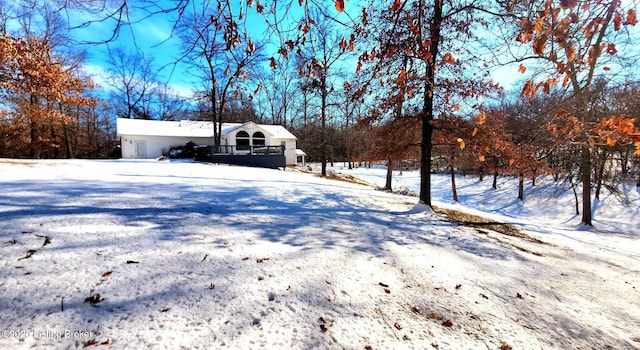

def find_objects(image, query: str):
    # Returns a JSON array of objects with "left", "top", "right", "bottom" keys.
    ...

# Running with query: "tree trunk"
[
  {"left": 29, "top": 94, "right": 37, "bottom": 158},
  {"left": 51, "top": 126, "right": 59, "bottom": 158},
  {"left": 210, "top": 85, "right": 218, "bottom": 151},
  {"left": 621, "top": 148, "right": 629, "bottom": 175},
  {"left": 418, "top": 0, "right": 442, "bottom": 207},
  {"left": 320, "top": 76, "right": 328, "bottom": 177},
  {"left": 571, "top": 177, "right": 580, "bottom": 215},
  {"left": 518, "top": 172, "right": 524, "bottom": 201},
  {"left": 450, "top": 165, "right": 458, "bottom": 202},
  {"left": 385, "top": 159, "right": 393, "bottom": 190},
  {"left": 63, "top": 122, "right": 73, "bottom": 158},
  {"left": 30, "top": 120, "right": 36, "bottom": 158},
  {"left": 449, "top": 165, "right": 458, "bottom": 202},
  {"left": 492, "top": 168, "right": 498, "bottom": 189},
  {"left": 581, "top": 145, "right": 592, "bottom": 225},
  {"left": 594, "top": 150, "right": 607, "bottom": 200}
]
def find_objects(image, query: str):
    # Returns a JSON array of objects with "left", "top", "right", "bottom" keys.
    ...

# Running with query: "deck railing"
[
  {"left": 196, "top": 145, "right": 284, "bottom": 159},
  {"left": 213, "top": 145, "right": 284, "bottom": 155},
  {"left": 195, "top": 144, "right": 286, "bottom": 168}
]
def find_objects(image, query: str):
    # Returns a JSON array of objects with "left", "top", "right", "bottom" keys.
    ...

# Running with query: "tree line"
[{"left": 1, "top": 0, "right": 639, "bottom": 225}]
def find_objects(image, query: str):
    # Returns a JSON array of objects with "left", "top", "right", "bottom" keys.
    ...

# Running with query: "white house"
[{"left": 116, "top": 119, "right": 302, "bottom": 165}]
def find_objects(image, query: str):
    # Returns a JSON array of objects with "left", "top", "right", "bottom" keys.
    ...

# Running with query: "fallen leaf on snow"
[
  {"left": 83, "top": 339, "right": 98, "bottom": 347},
  {"left": 36, "top": 234, "right": 51, "bottom": 246},
  {"left": 500, "top": 342, "right": 513, "bottom": 350},
  {"left": 84, "top": 294, "right": 104, "bottom": 305},
  {"left": 102, "top": 271, "right": 112, "bottom": 277},
  {"left": 394, "top": 322, "right": 402, "bottom": 330},
  {"left": 455, "top": 284, "right": 462, "bottom": 290},
  {"left": 516, "top": 293, "right": 523, "bottom": 299},
  {"left": 17, "top": 249, "right": 37, "bottom": 261},
  {"left": 318, "top": 316, "right": 334, "bottom": 333},
  {"left": 442, "top": 319, "right": 453, "bottom": 327}
]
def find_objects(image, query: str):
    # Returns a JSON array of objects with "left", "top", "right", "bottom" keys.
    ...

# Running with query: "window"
[
  {"left": 236, "top": 131, "right": 250, "bottom": 151},
  {"left": 252, "top": 132, "right": 266, "bottom": 147}
]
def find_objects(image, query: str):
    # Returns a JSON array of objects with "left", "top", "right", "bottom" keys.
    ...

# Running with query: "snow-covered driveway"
[{"left": 1, "top": 160, "right": 638, "bottom": 349}]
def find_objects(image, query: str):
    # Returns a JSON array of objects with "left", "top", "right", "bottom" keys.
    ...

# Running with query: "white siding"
[
  {"left": 272, "top": 138, "right": 297, "bottom": 165},
  {"left": 120, "top": 136, "right": 212, "bottom": 159},
  {"left": 117, "top": 119, "right": 300, "bottom": 164}
]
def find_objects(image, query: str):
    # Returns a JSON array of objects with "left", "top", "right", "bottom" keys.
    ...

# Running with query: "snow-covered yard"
[{"left": 1, "top": 159, "right": 638, "bottom": 349}]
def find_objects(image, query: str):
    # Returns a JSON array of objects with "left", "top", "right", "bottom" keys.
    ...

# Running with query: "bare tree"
[
  {"left": 176, "top": 0, "right": 263, "bottom": 149},
  {"left": 299, "top": 11, "right": 350, "bottom": 176},
  {"left": 105, "top": 46, "right": 157, "bottom": 119},
  {"left": 154, "top": 83, "right": 191, "bottom": 121},
  {"left": 255, "top": 56, "right": 299, "bottom": 127}
]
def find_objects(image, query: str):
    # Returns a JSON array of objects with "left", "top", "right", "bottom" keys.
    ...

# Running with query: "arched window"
[
  {"left": 236, "top": 131, "right": 250, "bottom": 151},
  {"left": 252, "top": 131, "right": 266, "bottom": 147}
]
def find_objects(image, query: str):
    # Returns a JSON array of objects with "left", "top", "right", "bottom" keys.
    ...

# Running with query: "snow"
[{"left": 1, "top": 159, "right": 639, "bottom": 349}]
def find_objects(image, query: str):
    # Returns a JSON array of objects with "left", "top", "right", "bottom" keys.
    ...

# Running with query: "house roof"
[{"left": 116, "top": 119, "right": 297, "bottom": 140}]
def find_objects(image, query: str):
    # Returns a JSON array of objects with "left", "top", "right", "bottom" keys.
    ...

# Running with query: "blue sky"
[
  {"left": 65, "top": 1, "right": 531, "bottom": 103},
  {"left": 67, "top": 4, "right": 195, "bottom": 96},
  {"left": 8, "top": 1, "right": 637, "bottom": 104},
  {"left": 66, "top": 1, "right": 300, "bottom": 98},
  {"left": 66, "top": 0, "right": 636, "bottom": 109}
]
